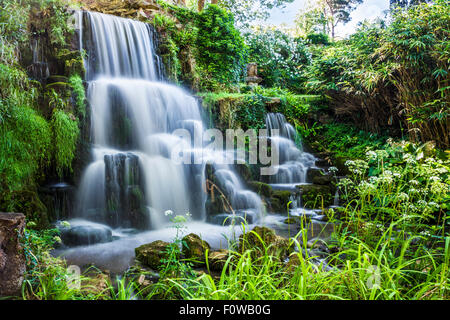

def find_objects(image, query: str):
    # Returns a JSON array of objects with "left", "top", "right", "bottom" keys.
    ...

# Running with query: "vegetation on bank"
[{"left": 0, "top": 0, "right": 85, "bottom": 227}]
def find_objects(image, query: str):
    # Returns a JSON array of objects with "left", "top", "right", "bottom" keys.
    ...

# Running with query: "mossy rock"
[
  {"left": 135, "top": 240, "right": 171, "bottom": 269},
  {"left": 207, "top": 249, "right": 231, "bottom": 272},
  {"left": 313, "top": 174, "right": 333, "bottom": 185},
  {"left": 56, "top": 49, "right": 86, "bottom": 76},
  {"left": 269, "top": 197, "right": 282, "bottom": 213},
  {"left": 182, "top": 233, "right": 210, "bottom": 266},
  {"left": 297, "top": 184, "right": 334, "bottom": 209},
  {"left": 239, "top": 226, "right": 293, "bottom": 261},
  {"left": 47, "top": 75, "right": 69, "bottom": 84},
  {"left": 0, "top": 190, "right": 50, "bottom": 229},
  {"left": 247, "top": 181, "right": 272, "bottom": 198},
  {"left": 306, "top": 168, "right": 324, "bottom": 182},
  {"left": 234, "top": 163, "right": 253, "bottom": 181},
  {"left": 269, "top": 190, "right": 292, "bottom": 213},
  {"left": 205, "top": 196, "right": 229, "bottom": 215},
  {"left": 283, "top": 216, "right": 311, "bottom": 224}
]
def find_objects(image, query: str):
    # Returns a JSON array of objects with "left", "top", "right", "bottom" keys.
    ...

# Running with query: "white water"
[
  {"left": 265, "top": 113, "right": 316, "bottom": 186},
  {"left": 76, "top": 11, "right": 262, "bottom": 230}
]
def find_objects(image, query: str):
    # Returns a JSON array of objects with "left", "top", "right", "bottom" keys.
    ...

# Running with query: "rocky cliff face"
[{"left": 0, "top": 213, "right": 26, "bottom": 297}]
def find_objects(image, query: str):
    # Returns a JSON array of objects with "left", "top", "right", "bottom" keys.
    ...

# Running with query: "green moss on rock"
[
  {"left": 297, "top": 184, "right": 334, "bottom": 209},
  {"left": 270, "top": 190, "right": 292, "bottom": 213},
  {"left": 182, "top": 233, "right": 210, "bottom": 266},
  {"left": 135, "top": 240, "right": 171, "bottom": 269},
  {"left": 239, "top": 226, "right": 293, "bottom": 261},
  {"left": 247, "top": 181, "right": 272, "bottom": 198}
]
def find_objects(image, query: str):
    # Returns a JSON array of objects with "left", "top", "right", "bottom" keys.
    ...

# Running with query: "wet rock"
[
  {"left": 61, "top": 225, "right": 113, "bottom": 246},
  {"left": 234, "top": 163, "right": 253, "bottom": 181},
  {"left": 135, "top": 240, "right": 171, "bottom": 269},
  {"left": 270, "top": 190, "right": 292, "bottom": 213},
  {"left": 313, "top": 174, "right": 333, "bottom": 185},
  {"left": 207, "top": 249, "right": 231, "bottom": 271},
  {"left": 285, "top": 252, "right": 302, "bottom": 272},
  {"left": 0, "top": 213, "right": 26, "bottom": 297},
  {"left": 1, "top": 190, "right": 49, "bottom": 230},
  {"left": 247, "top": 181, "right": 272, "bottom": 198},
  {"left": 39, "top": 182, "right": 76, "bottom": 222},
  {"left": 239, "top": 226, "right": 293, "bottom": 261},
  {"left": 206, "top": 212, "right": 254, "bottom": 226},
  {"left": 296, "top": 184, "right": 334, "bottom": 209},
  {"left": 284, "top": 216, "right": 311, "bottom": 225},
  {"left": 104, "top": 152, "right": 148, "bottom": 229},
  {"left": 306, "top": 239, "right": 328, "bottom": 252},
  {"left": 306, "top": 168, "right": 324, "bottom": 182},
  {"left": 182, "top": 233, "right": 210, "bottom": 266},
  {"left": 125, "top": 264, "right": 159, "bottom": 296}
]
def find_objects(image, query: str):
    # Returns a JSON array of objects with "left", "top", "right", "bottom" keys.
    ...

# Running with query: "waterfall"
[
  {"left": 265, "top": 113, "right": 316, "bottom": 185},
  {"left": 75, "top": 11, "right": 262, "bottom": 230}
]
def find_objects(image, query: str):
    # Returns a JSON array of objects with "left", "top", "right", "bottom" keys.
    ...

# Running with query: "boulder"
[
  {"left": 234, "top": 163, "right": 253, "bottom": 182},
  {"left": 296, "top": 184, "right": 334, "bottom": 209},
  {"left": 313, "top": 174, "right": 333, "bottom": 185},
  {"left": 182, "top": 233, "right": 210, "bottom": 266},
  {"left": 306, "top": 168, "right": 324, "bottom": 182},
  {"left": 239, "top": 226, "right": 293, "bottom": 261},
  {"left": 61, "top": 225, "right": 113, "bottom": 246},
  {"left": 207, "top": 249, "right": 230, "bottom": 271},
  {"left": 0, "top": 213, "right": 26, "bottom": 297},
  {"left": 247, "top": 181, "right": 272, "bottom": 198},
  {"left": 269, "top": 190, "right": 292, "bottom": 213},
  {"left": 135, "top": 240, "right": 171, "bottom": 269},
  {"left": 206, "top": 212, "right": 255, "bottom": 226}
]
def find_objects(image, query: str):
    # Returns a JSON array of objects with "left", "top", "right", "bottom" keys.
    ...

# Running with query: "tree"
[
  {"left": 295, "top": 0, "right": 328, "bottom": 36},
  {"left": 389, "top": 0, "right": 429, "bottom": 10},
  {"left": 320, "top": 0, "right": 363, "bottom": 40},
  {"left": 196, "top": 0, "right": 295, "bottom": 26}
]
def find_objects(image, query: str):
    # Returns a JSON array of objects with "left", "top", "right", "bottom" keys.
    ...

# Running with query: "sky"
[{"left": 264, "top": 0, "right": 390, "bottom": 38}]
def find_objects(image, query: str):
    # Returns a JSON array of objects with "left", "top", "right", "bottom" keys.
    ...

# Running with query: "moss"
[
  {"left": 297, "top": 184, "right": 334, "bottom": 209},
  {"left": 135, "top": 240, "right": 171, "bottom": 269},
  {"left": 69, "top": 75, "right": 86, "bottom": 118},
  {"left": 247, "top": 181, "right": 272, "bottom": 198},
  {"left": 0, "top": 189, "right": 49, "bottom": 230},
  {"left": 182, "top": 233, "right": 210, "bottom": 266},
  {"left": 51, "top": 109, "right": 80, "bottom": 177},
  {"left": 239, "top": 226, "right": 293, "bottom": 261},
  {"left": 270, "top": 190, "right": 292, "bottom": 213}
]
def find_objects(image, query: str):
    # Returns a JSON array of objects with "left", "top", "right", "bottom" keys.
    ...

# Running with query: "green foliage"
[
  {"left": 0, "top": 64, "right": 51, "bottom": 193},
  {"left": 195, "top": 5, "right": 248, "bottom": 87},
  {"left": 138, "top": 223, "right": 449, "bottom": 300},
  {"left": 51, "top": 109, "right": 79, "bottom": 177},
  {"left": 337, "top": 139, "right": 449, "bottom": 227},
  {"left": 308, "top": 123, "right": 387, "bottom": 160},
  {"left": 69, "top": 74, "right": 86, "bottom": 118},
  {"left": 306, "top": 32, "right": 330, "bottom": 45},
  {"left": 245, "top": 28, "right": 311, "bottom": 92},
  {"left": 200, "top": 90, "right": 318, "bottom": 131},
  {"left": 306, "top": 0, "right": 449, "bottom": 148}
]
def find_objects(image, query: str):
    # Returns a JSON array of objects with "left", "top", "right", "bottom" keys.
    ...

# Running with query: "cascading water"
[
  {"left": 265, "top": 113, "right": 316, "bottom": 186},
  {"left": 75, "top": 11, "right": 262, "bottom": 231}
]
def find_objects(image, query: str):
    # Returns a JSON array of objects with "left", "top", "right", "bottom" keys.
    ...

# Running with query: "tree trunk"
[
  {"left": 211, "top": 0, "right": 218, "bottom": 4},
  {"left": 198, "top": 0, "right": 205, "bottom": 11}
]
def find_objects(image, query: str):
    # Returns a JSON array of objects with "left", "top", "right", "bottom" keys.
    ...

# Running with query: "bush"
[
  {"left": 245, "top": 28, "right": 311, "bottom": 92},
  {"left": 195, "top": 5, "right": 248, "bottom": 88},
  {"left": 306, "top": 0, "right": 449, "bottom": 148}
]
